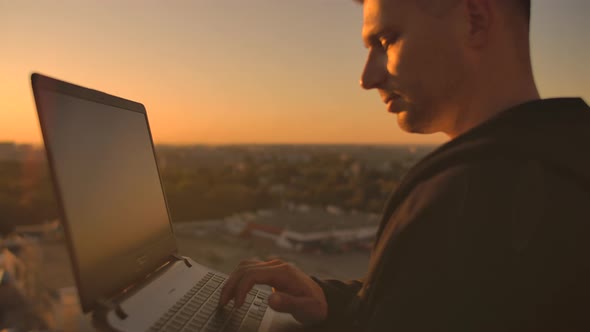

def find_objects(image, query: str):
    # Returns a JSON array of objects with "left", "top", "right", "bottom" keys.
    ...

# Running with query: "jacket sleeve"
[{"left": 307, "top": 277, "right": 363, "bottom": 331}]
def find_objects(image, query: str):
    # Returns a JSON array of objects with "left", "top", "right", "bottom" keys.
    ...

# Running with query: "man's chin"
[
  {"left": 395, "top": 111, "right": 415, "bottom": 133},
  {"left": 396, "top": 112, "right": 433, "bottom": 134}
]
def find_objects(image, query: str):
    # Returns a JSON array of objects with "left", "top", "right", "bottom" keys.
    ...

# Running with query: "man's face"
[{"left": 361, "top": 0, "right": 468, "bottom": 134}]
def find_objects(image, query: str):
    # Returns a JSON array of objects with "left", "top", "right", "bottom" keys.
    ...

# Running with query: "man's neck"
[{"left": 446, "top": 67, "right": 540, "bottom": 139}]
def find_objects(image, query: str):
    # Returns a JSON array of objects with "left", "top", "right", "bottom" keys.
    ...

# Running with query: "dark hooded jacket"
[{"left": 313, "top": 98, "right": 590, "bottom": 331}]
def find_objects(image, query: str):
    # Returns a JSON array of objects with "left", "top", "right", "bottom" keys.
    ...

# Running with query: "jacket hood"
[
  {"left": 458, "top": 98, "right": 590, "bottom": 187},
  {"left": 376, "top": 97, "right": 590, "bottom": 247},
  {"left": 398, "top": 98, "right": 590, "bottom": 200}
]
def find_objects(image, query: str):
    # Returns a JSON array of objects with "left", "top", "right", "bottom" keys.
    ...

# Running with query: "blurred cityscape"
[{"left": 0, "top": 141, "right": 436, "bottom": 330}]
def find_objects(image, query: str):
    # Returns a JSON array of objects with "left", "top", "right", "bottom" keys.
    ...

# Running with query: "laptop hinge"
[
  {"left": 171, "top": 253, "right": 192, "bottom": 268},
  {"left": 97, "top": 298, "right": 128, "bottom": 320}
]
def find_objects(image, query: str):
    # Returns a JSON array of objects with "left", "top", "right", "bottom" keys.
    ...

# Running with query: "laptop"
[{"left": 31, "top": 73, "right": 302, "bottom": 332}]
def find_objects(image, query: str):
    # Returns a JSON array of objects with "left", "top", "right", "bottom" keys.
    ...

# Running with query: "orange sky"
[{"left": 1, "top": 0, "right": 588, "bottom": 145}]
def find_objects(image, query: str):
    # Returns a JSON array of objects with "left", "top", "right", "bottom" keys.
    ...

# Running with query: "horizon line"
[{"left": 1, "top": 140, "right": 443, "bottom": 147}]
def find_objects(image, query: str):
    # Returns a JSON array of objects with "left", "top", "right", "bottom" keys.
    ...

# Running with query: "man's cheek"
[
  {"left": 386, "top": 44, "right": 405, "bottom": 76},
  {"left": 386, "top": 59, "right": 400, "bottom": 77},
  {"left": 392, "top": 59, "right": 417, "bottom": 94},
  {"left": 391, "top": 50, "right": 417, "bottom": 81}
]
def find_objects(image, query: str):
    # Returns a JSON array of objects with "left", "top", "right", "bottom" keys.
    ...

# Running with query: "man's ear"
[{"left": 463, "top": 0, "right": 493, "bottom": 48}]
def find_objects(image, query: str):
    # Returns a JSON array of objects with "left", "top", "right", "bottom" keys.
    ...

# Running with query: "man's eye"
[{"left": 379, "top": 35, "right": 398, "bottom": 49}]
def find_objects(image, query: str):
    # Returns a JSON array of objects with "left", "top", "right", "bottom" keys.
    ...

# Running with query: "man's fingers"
[
  {"left": 220, "top": 258, "right": 263, "bottom": 305},
  {"left": 237, "top": 259, "right": 261, "bottom": 268},
  {"left": 220, "top": 260, "right": 261, "bottom": 305},
  {"left": 233, "top": 268, "right": 275, "bottom": 307},
  {"left": 220, "top": 259, "right": 284, "bottom": 306},
  {"left": 220, "top": 260, "right": 327, "bottom": 324},
  {"left": 232, "top": 263, "right": 296, "bottom": 307}
]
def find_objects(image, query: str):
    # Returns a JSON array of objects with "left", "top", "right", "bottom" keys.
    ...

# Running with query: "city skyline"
[{"left": 1, "top": 0, "right": 588, "bottom": 145}]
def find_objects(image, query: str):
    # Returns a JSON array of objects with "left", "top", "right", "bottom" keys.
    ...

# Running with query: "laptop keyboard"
[{"left": 148, "top": 272, "right": 269, "bottom": 332}]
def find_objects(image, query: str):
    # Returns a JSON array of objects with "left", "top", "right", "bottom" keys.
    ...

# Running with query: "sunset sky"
[{"left": 1, "top": 0, "right": 588, "bottom": 145}]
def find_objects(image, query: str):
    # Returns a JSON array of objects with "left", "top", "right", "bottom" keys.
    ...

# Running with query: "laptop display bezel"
[{"left": 31, "top": 73, "right": 179, "bottom": 313}]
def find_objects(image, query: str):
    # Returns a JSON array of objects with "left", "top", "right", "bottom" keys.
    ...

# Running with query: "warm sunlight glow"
[{"left": 1, "top": 1, "right": 588, "bottom": 145}]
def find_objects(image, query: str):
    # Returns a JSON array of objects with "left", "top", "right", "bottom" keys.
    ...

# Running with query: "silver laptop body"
[{"left": 31, "top": 73, "right": 300, "bottom": 332}]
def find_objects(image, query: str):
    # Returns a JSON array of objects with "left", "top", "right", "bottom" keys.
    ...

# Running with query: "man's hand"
[{"left": 219, "top": 259, "right": 328, "bottom": 325}]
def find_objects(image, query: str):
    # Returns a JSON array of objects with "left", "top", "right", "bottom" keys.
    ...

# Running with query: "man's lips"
[
  {"left": 384, "top": 94, "right": 403, "bottom": 114},
  {"left": 382, "top": 93, "right": 401, "bottom": 104}
]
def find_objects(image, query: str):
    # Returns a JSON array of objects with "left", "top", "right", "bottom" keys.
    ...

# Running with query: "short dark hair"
[{"left": 354, "top": 0, "right": 531, "bottom": 23}]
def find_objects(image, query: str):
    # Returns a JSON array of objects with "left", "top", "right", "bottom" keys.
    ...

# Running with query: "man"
[{"left": 220, "top": 0, "right": 590, "bottom": 330}]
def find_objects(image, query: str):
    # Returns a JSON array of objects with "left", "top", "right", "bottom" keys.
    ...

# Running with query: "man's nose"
[{"left": 360, "top": 50, "right": 387, "bottom": 90}]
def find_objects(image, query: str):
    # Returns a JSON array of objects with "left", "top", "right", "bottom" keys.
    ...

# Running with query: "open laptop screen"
[{"left": 32, "top": 74, "right": 177, "bottom": 312}]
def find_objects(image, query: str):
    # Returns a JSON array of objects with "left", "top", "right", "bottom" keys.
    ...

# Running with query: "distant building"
[
  {"left": 234, "top": 208, "right": 379, "bottom": 253},
  {"left": 325, "top": 205, "right": 343, "bottom": 215},
  {"left": 0, "top": 141, "right": 18, "bottom": 160},
  {"left": 242, "top": 223, "right": 283, "bottom": 242},
  {"left": 0, "top": 143, "right": 42, "bottom": 162}
]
